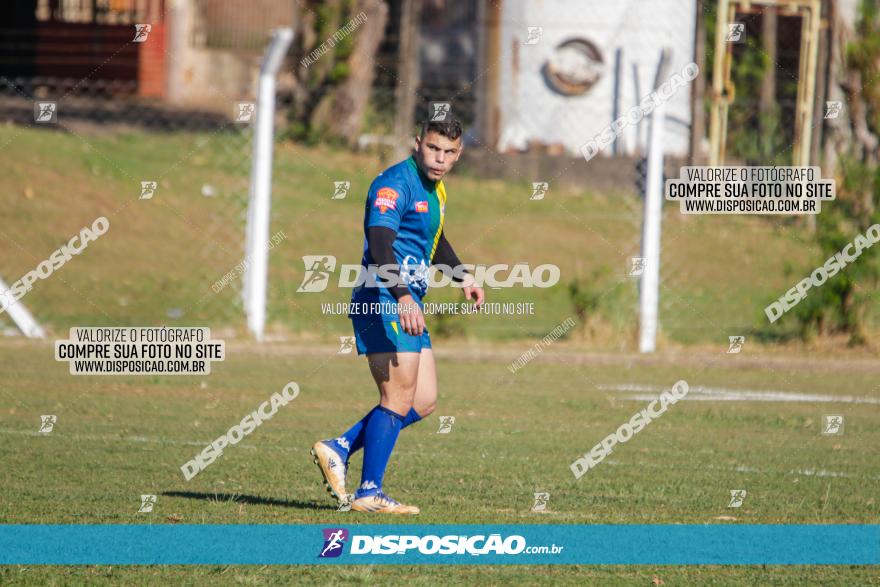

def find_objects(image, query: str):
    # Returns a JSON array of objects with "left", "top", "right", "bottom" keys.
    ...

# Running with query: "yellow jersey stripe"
[{"left": 429, "top": 181, "right": 447, "bottom": 261}]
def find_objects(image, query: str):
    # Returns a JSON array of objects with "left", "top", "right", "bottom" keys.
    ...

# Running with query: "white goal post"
[
  {"left": 638, "top": 48, "right": 672, "bottom": 354},
  {"left": 243, "top": 28, "right": 294, "bottom": 341},
  {"left": 0, "top": 276, "right": 46, "bottom": 338}
]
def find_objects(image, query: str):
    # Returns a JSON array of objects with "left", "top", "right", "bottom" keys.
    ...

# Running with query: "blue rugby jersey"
[{"left": 350, "top": 156, "right": 447, "bottom": 319}]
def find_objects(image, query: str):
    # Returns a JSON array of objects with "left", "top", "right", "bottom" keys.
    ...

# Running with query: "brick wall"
[{"left": 138, "top": 22, "right": 166, "bottom": 97}]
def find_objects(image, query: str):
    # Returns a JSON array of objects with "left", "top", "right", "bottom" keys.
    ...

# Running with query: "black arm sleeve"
[
  {"left": 432, "top": 230, "right": 469, "bottom": 282},
  {"left": 367, "top": 226, "right": 411, "bottom": 300}
]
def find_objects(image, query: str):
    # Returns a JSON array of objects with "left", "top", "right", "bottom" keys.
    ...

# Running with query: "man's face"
[{"left": 414, "top": 131, "right": 463, "bottom": 182}]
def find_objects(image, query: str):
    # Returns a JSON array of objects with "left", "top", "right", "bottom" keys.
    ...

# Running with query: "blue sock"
[
  {"left": 329, "top": 407, "right": 422, "bottom": 461},
  {"left": 401, "top": 407, "right": 423, "bottom": 428},
  {"left": 356, "top": 405, "right": 405, "bottom": 498},
  {"left": 327, "top": 411, "right": 371, "bottom": 460}
]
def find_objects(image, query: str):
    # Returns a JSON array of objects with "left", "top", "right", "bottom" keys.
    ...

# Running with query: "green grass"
[
  {"left": 2, "top": 564, "right": 878, "bottom": 586},
  {"left": 0, "top": 125, "right": 824, "bottom": 346},
  {"left": 0, "top": 339, "right": 878, "bottom": 584},
  {"left": 1, "top": 123, "right": 878, "bottom": 583}
]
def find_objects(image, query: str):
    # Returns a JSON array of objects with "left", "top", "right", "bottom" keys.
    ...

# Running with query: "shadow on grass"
[{"left": 162, "top": 491, "right": 335, "bottom": 511}]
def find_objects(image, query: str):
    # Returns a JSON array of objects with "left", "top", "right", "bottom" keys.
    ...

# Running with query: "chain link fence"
[
  {"left": 0, "top": 75, "right": 254, "bottom": 333},
  {"left": 0, "top": 0, "right": 840, "bottom": 348},
  {"left": 391, "top": 3, "right": 826, "bottom": 349}
]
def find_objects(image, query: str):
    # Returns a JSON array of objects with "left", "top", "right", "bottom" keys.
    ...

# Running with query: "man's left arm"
[{"left": 433, "top": 230, "right": 484, "bottom": 307}]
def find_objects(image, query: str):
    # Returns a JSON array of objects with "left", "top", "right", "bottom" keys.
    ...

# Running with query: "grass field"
[
  {"left": 1, "top": 115, "right": 878, "bottom": 584},
  {"left": 1, "top": 338, "right": 878, "bottom": 584},
  {"left": 0, "top": 125, "right": 839, "bottom": 347}
]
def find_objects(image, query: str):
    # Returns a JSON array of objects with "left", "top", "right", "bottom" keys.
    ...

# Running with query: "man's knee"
[
  {"left": 383, "top": 385, "right": 416, "bottom": 416},
  {"left": 385, "top": 397, "right": 414, "bottom": 417},
  {"left": 415, "top": 400, "right": 436, "bottom": 417}
]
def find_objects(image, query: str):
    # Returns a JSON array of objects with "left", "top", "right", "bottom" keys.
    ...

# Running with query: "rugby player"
[{"left": 311, "top": 117, "right": 484, "bottom": 514}]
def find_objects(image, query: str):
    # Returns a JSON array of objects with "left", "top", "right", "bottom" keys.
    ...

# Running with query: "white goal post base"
[{"left": 0, "top": 276, "right": 46, "bottom": 338}]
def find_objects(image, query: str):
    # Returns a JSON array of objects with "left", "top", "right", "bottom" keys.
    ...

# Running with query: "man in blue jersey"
[{"left": 311, "top": 117, "right": 483, "bottom": 514}]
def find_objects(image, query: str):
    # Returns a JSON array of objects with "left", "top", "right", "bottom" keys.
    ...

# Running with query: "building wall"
[
  {"left": 139, "top": 22, "right": 166, "bottom": 96},
  {"left": 172, "top": 46, "right": 258, "bottom": 110},
  {"left": 0, "top": 0, "right": 165, "bottom": 94},
  {"left": 165, "top": 0, "right": 291, "bottom": 111},
  {"left": 495, "top": 0, "right": 696, "bottom": 157}
]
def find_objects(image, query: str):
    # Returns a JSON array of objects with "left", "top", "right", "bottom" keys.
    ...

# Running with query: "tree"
[
  {"left": 289, "top": 0, "right": 389, "bottom": 146},
  {"left": 795, "top": 0, "right": 880, "bottom": 344}
]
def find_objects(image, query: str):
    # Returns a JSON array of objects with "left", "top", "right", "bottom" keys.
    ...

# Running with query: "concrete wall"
[
  {"left": 165, "top": 0, "right": 261, "bottom": 113},
  {"left": 495, "top": 0, "right": 696, "bottom": 158},
  {"left": 176, "top": 47, "right": 259, "bottom": 111}
]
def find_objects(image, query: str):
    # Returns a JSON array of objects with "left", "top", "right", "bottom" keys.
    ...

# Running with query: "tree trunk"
[
  {"left": 759, "top": 6, "right": 777, "bottom": 137},
  {"left": 290, "top": 1, "right": 322, "bottom": 133},
  {"left": 841, "top": 68, "right": 879, "bottom": 218},
  {"left": 392, "top": 0, "right": 421, "bottom": 161},
  {"left": 690, "top": 1, "right": 707, "bottom": 165},
  {"left": 313, "top": 0, "right": 389, "bottom": 147}
]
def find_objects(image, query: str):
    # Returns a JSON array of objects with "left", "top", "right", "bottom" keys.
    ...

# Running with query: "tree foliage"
[{"left": 793, "top": 0, "right": 880, "bottom": 344}]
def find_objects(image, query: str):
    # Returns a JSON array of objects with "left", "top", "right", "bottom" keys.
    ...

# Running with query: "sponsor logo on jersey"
[
  {"left": 374, "top": 187, "right": 399, "bottom": 213},
  {"left": 415, "top": 201, "right": 429, "bottom": 213}
]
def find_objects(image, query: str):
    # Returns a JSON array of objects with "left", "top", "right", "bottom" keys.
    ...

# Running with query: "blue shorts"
[{"left": 351, "top": 317, "right": 432, "bottom": 355}]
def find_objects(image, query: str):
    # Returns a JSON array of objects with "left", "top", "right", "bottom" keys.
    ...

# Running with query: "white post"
[
  {"left": 638, "top": 50, "right": 672, "bottom": 353},
  {"left": 0, "top": 276, "right": 46, "bottom": 339},
  {"left": 166, "top": 0, "right": 191, "bottom": 105},
  {"left": 243, "top": 28, "right": 294, "bottom": 341}
]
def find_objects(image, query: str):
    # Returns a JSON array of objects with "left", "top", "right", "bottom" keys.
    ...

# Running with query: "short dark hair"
[{"left": 420, "top": 117, "right": 463, "bottom": 141}]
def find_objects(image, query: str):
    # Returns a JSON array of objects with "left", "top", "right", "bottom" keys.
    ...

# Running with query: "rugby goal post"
[
  {"left": 0, "top": 275, "right": 46, "bottom": 338},
  {"left": 638, "top": 48, "right": 673, "bottom": 354},
  {"left": 243, "top": 28, "right": 294, "bottom": 341}
]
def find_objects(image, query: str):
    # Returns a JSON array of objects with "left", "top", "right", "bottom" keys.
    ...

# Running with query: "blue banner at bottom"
[{"left": 0, "top": 524, "right": 877, "bottom": 565}]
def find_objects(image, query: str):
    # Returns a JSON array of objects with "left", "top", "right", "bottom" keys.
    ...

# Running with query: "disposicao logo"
[{"left": 319, "top": 528, "right": 349, "bottom": 558}]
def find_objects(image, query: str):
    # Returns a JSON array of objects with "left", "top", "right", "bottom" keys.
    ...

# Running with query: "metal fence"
[
  {"left": 35, "top": 0, "right": 164, "bottom": 24},
  {"left": 0, "top": 75, "right": 254, "bottom": 330},
  {"left": 0, "top": 0, "right": 843, "bottom": 348},
  {"left": 191, "top": 0, "right": 296, "bottom": 51},
  {"left": 707, "top": 4, "right": 808, "bottom": 166}
]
